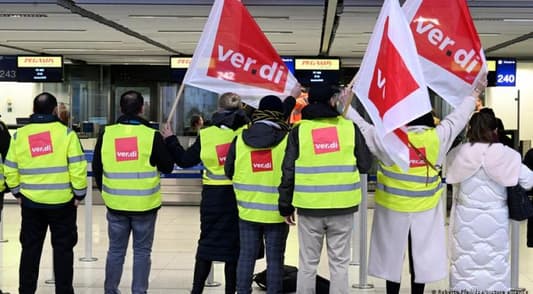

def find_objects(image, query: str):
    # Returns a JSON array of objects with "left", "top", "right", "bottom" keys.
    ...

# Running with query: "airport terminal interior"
[{"left": 1, "top": 0, "right": 533, "bottom": 293}]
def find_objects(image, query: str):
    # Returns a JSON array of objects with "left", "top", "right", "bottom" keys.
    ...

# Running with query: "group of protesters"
[{"left": 2, "top": 79, "right": 533, "bottom": 294}]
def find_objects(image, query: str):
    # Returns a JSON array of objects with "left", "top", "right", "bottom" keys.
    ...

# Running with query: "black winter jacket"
[{"left": 277, "top": 103, "right": 372, "bottom": 217}]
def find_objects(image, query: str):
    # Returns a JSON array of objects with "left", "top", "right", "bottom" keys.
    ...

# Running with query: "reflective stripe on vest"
[
  {"left": 293, "top": 117, "right": 361, "bottom": 209},
  {"left": 3, "top": 122, "right": 87, "bottom": 204},
  {"left": 232, "top": 134, "right": 287, "bottom": 223},
  {"left": 101, "top": 124, "right": 161, "bottom": 212},
  {"left": 200, "top": 126, "right": 242, "bottom": 186},
  {"left": 0, "top": 154, "right": 4, "bottom": 192},
  {"left": 375, "top": 128, "right": 442, "bottom": 212}
]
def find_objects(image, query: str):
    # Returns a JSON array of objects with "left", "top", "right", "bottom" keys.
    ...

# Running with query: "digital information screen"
[
  {"left": 170, "top": 56, "right": 191, "bottom": 82},
  {"left": 17, "top": 56, "right": 63, "bottom": 82},
  {"left": 487, "top": 58, "right": 516, "bottom": 87},
  {"left": 282, "top": 57, "right": 295, "bottom": 75},
  {"left": 294, "top": 58, "right": 340, "bottom": 86},
  {"left": 0, "top": 55, "right": 18, "bottom": 82}
]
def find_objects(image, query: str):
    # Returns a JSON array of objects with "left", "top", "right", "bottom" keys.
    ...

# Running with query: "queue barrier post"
[
  {"left": 80, "top": 153, "right": 97, "bottom": 262},
  {"left": 353, "top": 174, "right": 373, "bottom": 289},
  {"left": 0, "top": 209, "right": 7, "bottom": 243}
]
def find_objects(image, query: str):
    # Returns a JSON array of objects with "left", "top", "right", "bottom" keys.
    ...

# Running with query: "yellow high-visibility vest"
[
  {"left": 199, "top": 126, "right": 243, "bottom": 186},
  {"left": 293, "top": 116, "right": 361, "bottom": 209},
  {"left": 4, "top": 122, "right": 87, "bottom": 204},
  {"left": 375, "top": 129, "right": 442, "bottom": 212},
  {"left": 233, "top": 134, "right": 288, "bottom": 223},
  {"left": 101, "top": 124, "right": 160, "bottom": 212}
]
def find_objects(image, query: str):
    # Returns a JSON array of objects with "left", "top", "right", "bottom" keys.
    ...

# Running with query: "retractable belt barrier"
[{"left": 80, "top": 152, "right": 522, "bottom": 289}]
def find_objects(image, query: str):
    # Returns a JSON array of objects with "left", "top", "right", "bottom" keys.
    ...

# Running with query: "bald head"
[
  {"left": 33, "top": 92, "right": 58, "bottom": 115},
  {"left": 120, "top": 90, "right": 144, "bottom": 116}
]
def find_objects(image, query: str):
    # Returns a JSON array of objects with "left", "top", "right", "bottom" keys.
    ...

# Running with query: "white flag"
[
  {"left": 403, "top": 0, "right": 487, "bottom": 107},
  {"left": 353, "top": 0, "right": 431, "bottom": 170},
  {"left": 183, "top": 0, "right": 298, "bottom": 108}
]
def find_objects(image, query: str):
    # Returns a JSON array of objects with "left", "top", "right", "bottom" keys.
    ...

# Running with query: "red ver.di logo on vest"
[
  {"left": 251, "top": 150, "right": 273, "bottom": 172},
  {"left": 409, "top": 147, "right": 427, "bottom": 168},
  {"left": 28, "top": 131, "right": 53, "bottom": 157},
  {"left": 115, "top": 137, "right": 138, "bottom": 161},
  {"left": 312, "top": 127, "right": 340, "bottom": 155},
  {"left": 216, "top": 143, "right": 231, "bottom": 166}
]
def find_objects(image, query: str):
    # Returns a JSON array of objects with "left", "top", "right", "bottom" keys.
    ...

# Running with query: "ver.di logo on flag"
[
  {"left": 115, "top": 137, "right": 138, "bottom": 162},
  {"left": 28, "top": 131, "right": 53, "bottom": 157}
]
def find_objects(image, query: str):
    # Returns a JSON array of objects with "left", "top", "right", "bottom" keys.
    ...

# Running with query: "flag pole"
[
  {"left": 166, "top": 82, "right": 186, "bottom": 124},
  {"left": 342, "top": 73, "right": 358, "bottom": 116}
]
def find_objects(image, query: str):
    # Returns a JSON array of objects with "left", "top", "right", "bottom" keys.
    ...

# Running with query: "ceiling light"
[
  {"left": 264, "top": 31, "right": 293, "bottom": 34},
  {"left": 129, "top": 14, "right": 207, "bottom": 20},
  {"left": 7, "top": 40, "right": 121, "bottom": 43},
  {"left": 158, "top": 30, "right": 202, "bottom": 33},
  {"left": 503, "top": 18, "right": 533, "bottom": 22},
  {"left": 0, "top": 29, "right": 86, "bottom": 32},
  {"left": 43, "top": 48, "right": 146, "bottom": 52},
  {"left": 0, "top": 13, "right": 47, "bottom": 18},
  {"left": 478, "top": 33, "right": 501, "bottom": 37}
]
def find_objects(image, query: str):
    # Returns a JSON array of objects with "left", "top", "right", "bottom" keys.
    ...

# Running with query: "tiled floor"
[{"left": 1, "top": 203, "right": 533, "bottom": 293}]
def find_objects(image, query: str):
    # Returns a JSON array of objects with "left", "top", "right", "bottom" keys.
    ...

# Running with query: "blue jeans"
[
  {"left": 236, "top": 220, "right": 288, "bottom": 294},
  {"left": 104, "top": 211, "right": 157, "bottom": 294}
]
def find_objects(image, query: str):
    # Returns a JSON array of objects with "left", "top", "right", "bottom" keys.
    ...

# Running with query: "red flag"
[
  {"left": 403, "top": 0, "right": 487, "bottom": 107},
  {"left": 353, "top": 0, "right": 431, "bottom": 171},
  {"left": 183, "top": 0, "right": 298, "bottom": 107}
]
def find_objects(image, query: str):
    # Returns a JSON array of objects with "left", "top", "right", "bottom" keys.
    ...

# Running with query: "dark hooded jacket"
[
  {"left": 225, "top": 120, "right": 288, "bottom": 180},
  {"left": 165, "top": 109, "right": 249, "bottom": 262},
  {"left": 277, "top": 103, "right": 372, "bottom": 217}
]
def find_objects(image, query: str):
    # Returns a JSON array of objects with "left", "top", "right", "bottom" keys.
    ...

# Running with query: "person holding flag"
[
  {"left": 344, "top": 82, "right": 486, "bottom": 293},
  {"left": 278, "top": 83, "right": 372, "bottom": 294},
  {"left": 343, "top": 0, "right": 487, "bottom": 291},
  {"left": 163, "top": 92, "right": 249, "bottom": 294}
]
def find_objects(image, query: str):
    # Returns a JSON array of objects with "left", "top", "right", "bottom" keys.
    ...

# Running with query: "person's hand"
[
  {"left": 472, "top": 75, "right": 488, "bottom": 98},
  {"left": 74, "top": 199, "right": 81, "bottom": 207},
  {"left": 284, "top": 214, "right": 296, "bottom": 226},
  {"left": 161, "top": 123, "right": 174, "bottom": 139},
  {"left": 290, "top": 83, "right": 302, "bottom": 99}
]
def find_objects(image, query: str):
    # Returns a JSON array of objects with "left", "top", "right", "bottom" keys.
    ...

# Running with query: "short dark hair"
[
  {"left": 33, "top": 92, "right": 58, "bottom": 115},
  {"left": 190, "top": 114, "right": 203, "bottom": 127},
  {"left": 120, "top": 90, "right": 144, "bottom": 115},
  {"left": 467, "top": 111, "right": 498, "bottom": 144}
]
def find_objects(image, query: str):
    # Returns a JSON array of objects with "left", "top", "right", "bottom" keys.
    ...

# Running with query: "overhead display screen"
[
  {"left": 0, "top": 55, "right": 18, "bottom": 82},
  {"left": 487, "top": 58, "right": 516, "bottom": 87},
  {"left": 170, "top": 56, "right": 191, "bottom": 82},
  {"left": 17, "top": 56, "right": 63, "bottom": 82},
  {"left": 294, "top": 58, "right": 340, "bottom": 86}
]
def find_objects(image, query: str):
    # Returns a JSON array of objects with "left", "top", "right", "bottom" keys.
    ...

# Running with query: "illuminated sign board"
[
  {"left": 294, "top": 58, "right": 341, "bottom": 85},
  {"left": 0, "top": 55, "right": 17, "bottom": 82},
  {"left": 17, "top": 55, "right": 63, "bottom": 82},
  {"left": 487, "top": 58, "right": 516, "bottom": 87},
  {"left": 282, "top": 57, "right": 295, "bottom": 75},
  {"left": 295, "top": 59, "right": 340, "bottom": 70},
  {"left": 170, "top": 57, "right": 192, "bottom": 69}
]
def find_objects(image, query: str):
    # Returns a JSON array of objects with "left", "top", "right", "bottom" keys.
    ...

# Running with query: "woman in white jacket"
[{"left": 446, "top": 111, "right": 533, "bottom": 291}]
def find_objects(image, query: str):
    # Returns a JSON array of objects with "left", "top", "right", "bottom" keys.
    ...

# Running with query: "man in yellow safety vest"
[
  {"left": 92, "top": 90, "right": 174, "bottom": 294},
  {"left": 5, "top": 92, "right": 87, "bottom": 294},
  {"left": 278, "top": 83, "right": 372, "bottom": 294}
]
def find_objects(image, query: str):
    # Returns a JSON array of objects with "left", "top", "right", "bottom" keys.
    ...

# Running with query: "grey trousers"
[{"left": 297, "top": 213, "right": 354, "bottom": 294}]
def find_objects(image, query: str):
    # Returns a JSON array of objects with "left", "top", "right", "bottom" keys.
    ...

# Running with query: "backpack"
[{"left": 253, "top": 265, "right": 330, "bottom": 293}]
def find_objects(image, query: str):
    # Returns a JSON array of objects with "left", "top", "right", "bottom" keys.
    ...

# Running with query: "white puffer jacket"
[
  {"left": 449, "top": 168, "right": 509, "bottom": 291},
  {"left": 446, "top": 142, "right": 533, "bottom": 291}
]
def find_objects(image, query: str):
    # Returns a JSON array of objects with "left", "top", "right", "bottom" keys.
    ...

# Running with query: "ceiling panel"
[{"left": 0, "top": 1, "right": 531, "bottom": 66}]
